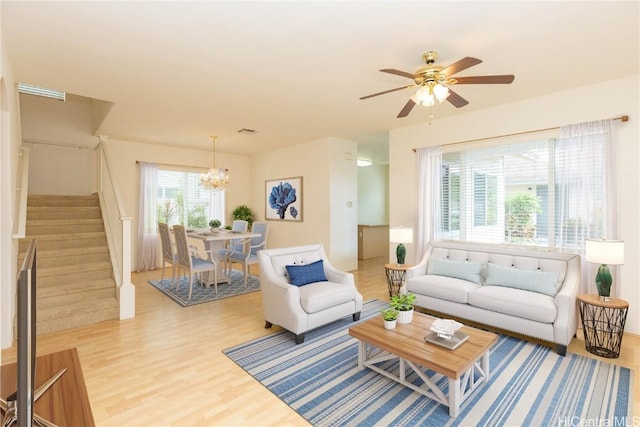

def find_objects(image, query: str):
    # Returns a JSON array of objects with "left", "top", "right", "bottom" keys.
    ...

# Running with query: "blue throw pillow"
[
  {"left": 286, "top": 259, "right": 328, "bottom": 287},
  {"left": 427, "top": 256, "right": 483, "bottom": 284},
  {"left": 485, "top": 263, "right": 560, "bottom": 296}
]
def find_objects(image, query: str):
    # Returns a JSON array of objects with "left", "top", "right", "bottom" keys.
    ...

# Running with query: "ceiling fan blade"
[
  {"left": 453, "top": 75, "right": 515, "bottom": 84},
  {"left": 441, "top": 57, "right": 482, "bottom": 77},
  {"left": 446, "top": 88, "right": 469, "bottom": 108},
  {"left": 360, "top": 85, "right": 413, "bottom": 100},
  {"left": 397, "top": 99, "right": 416, "bottom": 118},
  {"left": 380, "top": 68, "right": 415, "bottom": 79}
]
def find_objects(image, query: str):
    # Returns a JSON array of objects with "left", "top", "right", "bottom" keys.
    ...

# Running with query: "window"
[
  {"left": 156, "top": 168, "right": 225, "bottom": 228},
  {"left": 437, "top": 133, "right": 607, "bottom": 249},
  {"left": 473, "top": 171, "right": 498, "bottom": 227},
  {"left": 441, "top": 164, "right": 460, "bottom": 232}
]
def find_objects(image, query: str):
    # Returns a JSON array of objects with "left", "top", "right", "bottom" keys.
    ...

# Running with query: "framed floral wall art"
[{"left": 265, "top": 176, "right": 303, "bottom": 221}]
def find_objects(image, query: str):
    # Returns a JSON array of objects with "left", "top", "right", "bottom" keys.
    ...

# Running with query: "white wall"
[
  {"left": 358, "top": 164, "right": 388, "bottom": 225},
  {"left": 28, "top": 144, "right": 94, "bottom": 195},
  {"left": 19, "top": 90, "right": 109, "bottom": 195},
  {"left": 1, "top": 32, "right": 23, "bottom": 348},
  {"left": 104, "top": 138, "right": 252, "bottom": 269},
  {"left": 20, "top": 93, "right": 96, "bottom": 146},
  {"left": 251, "top": 137, "right": 358, "bottom": 271},
  {"left": 389, "top": 74, "right": 640, "bottom": 335},
  {"left": 330, "top": 138, "right": 358, "bottom": 271}
]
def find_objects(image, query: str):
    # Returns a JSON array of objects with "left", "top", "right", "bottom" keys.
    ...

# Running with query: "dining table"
[{"left": 187, "top": 229, "right": 259, "bottom": 286}]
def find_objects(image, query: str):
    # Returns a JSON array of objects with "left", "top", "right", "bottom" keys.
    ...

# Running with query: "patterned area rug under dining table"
[
  {"left": 148, "top": 270, "right": 260, "bottom": 307},
  {"left": 223, "top": 300, "right": 633, "bottom": 426}
]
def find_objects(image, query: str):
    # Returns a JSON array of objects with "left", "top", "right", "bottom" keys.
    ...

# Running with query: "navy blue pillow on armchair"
[{"left": 285, "top": 260, "right": 328, "bottom": 286}]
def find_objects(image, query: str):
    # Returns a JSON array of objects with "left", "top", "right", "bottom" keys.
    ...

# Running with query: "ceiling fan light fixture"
[
  {"left": 361, "top": 50, "right": 514, "bottom": 119},
  {"left": 433, "top": 84, "right": 450, "bottom": 102},
  {"left": 412, "top": 86, "right": 435, "bottom": 107}
]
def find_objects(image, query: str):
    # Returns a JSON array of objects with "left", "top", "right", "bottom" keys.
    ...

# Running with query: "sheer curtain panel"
[
  {"left": 556, "top": 119, "right": 615, "bottom": 294},
  {"left": 416, "top": 146, "right": 442, "bottom": 261},
  {"left": 137, "top": 162, "right": 159, "bottom": 271}
]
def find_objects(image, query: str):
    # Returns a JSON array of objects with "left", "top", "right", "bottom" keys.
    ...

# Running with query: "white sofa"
[
  {"left": 258, "top": 244, "right": 363, "bottom": 344},
  {"left": 405, "top": 241, "right": 581, "bottom": 355}
]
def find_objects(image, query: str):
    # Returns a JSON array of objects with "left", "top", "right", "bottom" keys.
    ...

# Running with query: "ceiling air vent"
[
  {"left": 18, "top": 83, "right": 66, "bottom": 101},
  {"left": 237, "top": 128, "right": 257, "bottom": 134}
]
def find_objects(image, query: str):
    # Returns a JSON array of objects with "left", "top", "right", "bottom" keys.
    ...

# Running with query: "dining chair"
[
  {"left": 217, "top": 220, "right": 249, "bottom": 274},
  {"left": 158, "top": 222, "right": 177, "bottom": 288},
  {"left": 227, "top": 221, "right": 269, "bottom": 286},
  {"left": 173, "top": 224, "right": 218, "bottom": 299}
]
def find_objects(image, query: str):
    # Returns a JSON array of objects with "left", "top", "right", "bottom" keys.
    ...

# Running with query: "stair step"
[
  {"left": 26, "top": 219, "right": 105, "bottom": 235},
  {"left": 37, "top": 298, "right": 119, "bottom": 335},
  {"left": 38, "top": 297, "right": 118, "bottom": 322},
  {"left": 39, "top": 262, "right": 113, "bottom": 286},
  {"left": 19, "top": 247, "right": 111, "bottom": 268},
  {"left": 19, "top": 232, "right": 107, "bottom": 251},
  {"left": 27, "top": 207, "right": 102, "bottom": 220},
  {"left": 28, "top": 194, "right": 99, "bottom": 207},
  {"left": 39, "top": 279, "right": 116, "bottom": 306},
  {"left": 39, "top": 261, "right": 112, "bottom": 277}
]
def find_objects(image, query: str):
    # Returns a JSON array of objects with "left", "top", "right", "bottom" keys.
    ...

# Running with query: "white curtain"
[
  {"left": 416, "top": 146, "right": 442, "bottom": 261},
  {"left": 556, "top": 119, "right": 615, "bottom": 294},
  {"left": 136, "top": 162, "right": 159, "bottom": 271},
  {"left": 211, "top": 190, "right": 226, "bottom": 227}
]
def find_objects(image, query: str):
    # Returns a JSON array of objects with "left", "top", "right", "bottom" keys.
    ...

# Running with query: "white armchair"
[{"left": 258, "top": 244, "right": 363, "bottom": 344}]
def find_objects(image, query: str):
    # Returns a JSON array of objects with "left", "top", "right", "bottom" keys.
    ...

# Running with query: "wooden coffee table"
[{"left": 349, "top": 311, "right": 497, "bottom": 418}]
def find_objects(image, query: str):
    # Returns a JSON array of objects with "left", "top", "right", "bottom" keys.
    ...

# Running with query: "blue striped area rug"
[
  {"left": 148, "top": 270, "right": 260, "bottom": 307},
  {"left": 223, "top": 300, "right": 633, "bottom": 426}
]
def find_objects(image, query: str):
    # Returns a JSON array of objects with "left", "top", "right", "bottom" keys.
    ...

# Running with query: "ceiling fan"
[{"left": 360, "top": 51, "right": 515, "bottom": 118}]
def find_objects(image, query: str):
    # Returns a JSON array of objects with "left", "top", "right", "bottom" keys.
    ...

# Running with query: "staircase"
[{"left": 19, "top": 194, "right": 119, "bottom": 335}]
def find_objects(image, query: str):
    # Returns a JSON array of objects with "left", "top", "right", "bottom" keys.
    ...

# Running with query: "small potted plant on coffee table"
[
  {"left": 390, "top": 292, "right": 416, "bottom": 324},
  {"left": 381, "top": 308, "right": 398, "bottom": 330}
]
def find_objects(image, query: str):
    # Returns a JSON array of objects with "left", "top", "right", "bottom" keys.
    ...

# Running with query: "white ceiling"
[{"left": 2, "top": 1, "right": 638, "bottom": 160}]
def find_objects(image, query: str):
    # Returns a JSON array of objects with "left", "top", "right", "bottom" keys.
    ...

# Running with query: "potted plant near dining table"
[{"left": 390, "top": 292, "right": 416, "bottom": 324}]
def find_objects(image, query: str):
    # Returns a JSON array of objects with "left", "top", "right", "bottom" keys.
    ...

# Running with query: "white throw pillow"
[
  {"left": 485, "top": 263, "right": 560, "bottom": 297},
  {"left": 427, "top": 256, "right": 483, "bottom": 284}
]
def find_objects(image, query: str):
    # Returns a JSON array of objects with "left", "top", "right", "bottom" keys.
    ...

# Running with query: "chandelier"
[{"left": 200, "top": 136, "right": 229, "bottom": 191}]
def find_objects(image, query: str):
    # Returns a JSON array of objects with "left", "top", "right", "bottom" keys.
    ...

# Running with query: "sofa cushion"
[
  {"left": 427, "top": 257, "right": 483, "bottom": 284},
  {"left": 485, "top": 263, "right": 560, "bottom": 296},
  {"left": 469, "top": 286, "right": 557, "bottom": 323},
  {"left": 407, "top": 275, "right": 481, "bottom": 304},
  {"left": 298, "top": 281, "right": 356, "bottom": 313},
  {"left": 286, "top": 259, "right": 328, "bottom": 286}
]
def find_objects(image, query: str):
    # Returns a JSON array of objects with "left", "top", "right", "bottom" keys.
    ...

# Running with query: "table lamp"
[
  {"left": 585, "top": 239, "right": 624, "bottom": 301},
  {"left": 389, "top": 227, "right": 413, "bottom": 265}
]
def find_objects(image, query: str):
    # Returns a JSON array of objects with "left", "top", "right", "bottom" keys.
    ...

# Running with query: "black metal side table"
[
  {"left": 577, "top": 294, "right": 629, "bottom": 358},
  {"left": 384, "top": 264, "right": 410, "bottom": 297}
]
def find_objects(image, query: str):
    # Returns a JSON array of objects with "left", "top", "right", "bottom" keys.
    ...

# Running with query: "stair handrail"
[
  {"left": 12, "top": 147, "right": 29, "bottom": 239},
  {"left": 95, "top": 137, "right": 135, "bottom": 320}
]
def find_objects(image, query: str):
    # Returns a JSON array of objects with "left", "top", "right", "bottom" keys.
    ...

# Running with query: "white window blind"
[
  {"left": 438, "top": 132, "right": 608, "bottom": 250},
  {"left": 156, "top": 168, "right": 225, "bottom": 228}
]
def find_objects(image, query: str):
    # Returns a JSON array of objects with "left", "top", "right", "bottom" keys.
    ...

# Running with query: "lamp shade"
[
  {"left": 585, "top": 239, "right": 624, "bottom": 265},
  {"left": 390, "top": 227, "right": 413, "bottom": 244},
  {"left": 433, "top": 84, "right": 450, "bottom": 102},
  {"left": 411, "top": 87, "right": 435, "bottom": 107}
]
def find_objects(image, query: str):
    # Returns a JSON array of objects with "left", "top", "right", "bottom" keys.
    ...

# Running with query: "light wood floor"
[{"left": 2, "top": 257, "right": 638, "bottom": 425}]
